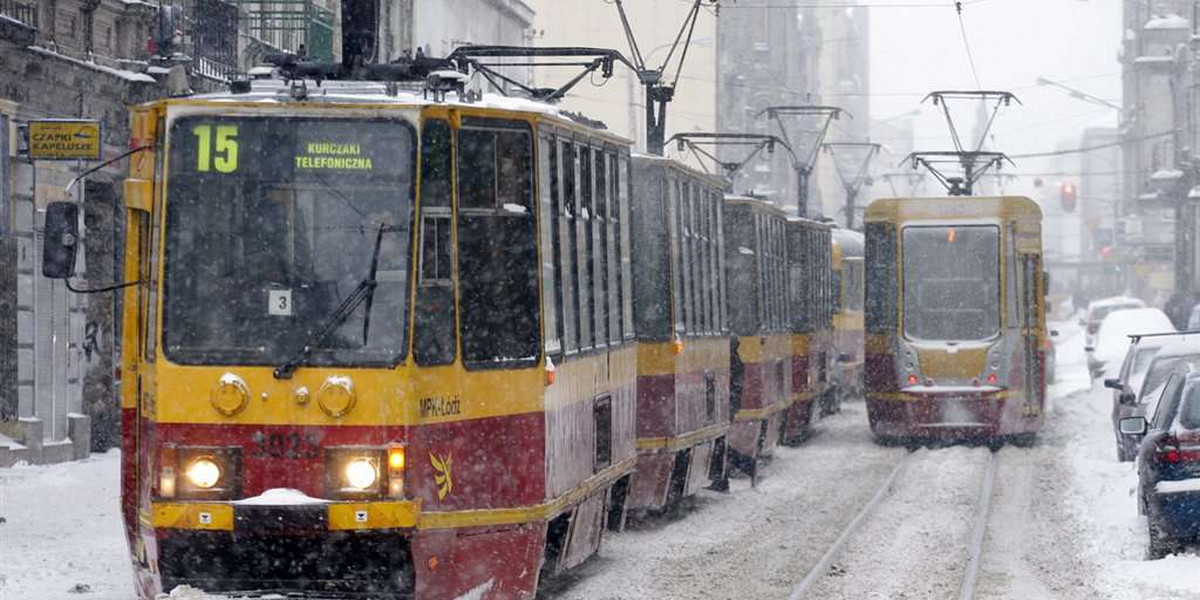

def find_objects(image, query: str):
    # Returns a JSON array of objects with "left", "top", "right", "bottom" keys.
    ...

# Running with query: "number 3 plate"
[{"left": 268, "top": 289, "right": 293, "bottom": 317}]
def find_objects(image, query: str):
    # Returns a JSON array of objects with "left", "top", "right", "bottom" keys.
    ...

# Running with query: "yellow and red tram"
[
  {"left": 781, "top": 218, "right": 835, "bottom": 441},
  {"left": 862, "top": 196, "right": 1047, "bottom": 444},
  {"left": 627, "top": 155, "right": 731, "bottom": 510},
  {"left": 50, "top": 80, "right": 647, "bottom": 599},
  {"left": 723, "top": 195, "right": 792, "bottom": 469},
  {"left": 831, "top": 227, "right": 865, "bottom": 405}
]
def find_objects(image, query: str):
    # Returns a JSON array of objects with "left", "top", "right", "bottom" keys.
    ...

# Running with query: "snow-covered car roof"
[
  {"left": 1087, "top": 296, "right": 1145, "bottom": 312},
  {"left": 1094, "top": 308, "right": 1175, "bottom": 361}
]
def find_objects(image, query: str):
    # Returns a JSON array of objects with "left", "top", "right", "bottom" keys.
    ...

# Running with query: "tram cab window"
[
  {"left": 865, "top": 222, "right": 897, "bottom": 334},
  {"left": 902, "top": 225, "right": 1000, "bottom": 341},
  {"left": 456, "top": 119, "right": 540, "bottom": 369},
  {"left": 163, "top": 117, "right": 414, "bottom": 366},
  {"left": 415, "top": 118, "right": 455, "bottom": 366}
]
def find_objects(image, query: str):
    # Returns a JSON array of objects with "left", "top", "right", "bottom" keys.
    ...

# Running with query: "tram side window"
[
  {"left": 456, "top": 122, "right": 540, "bottom": 368},
  {"left": 619, "top": 156, "right": 635, "bottom": 340},
  {"left": 669, "top": 179, "right": 684, "bottom": 334},
  {"left": 578, "top": 146, "right": 594, "bottom": 351},
  {"left": 540, "top": 132, "right": 562, "bottom": 356},
  {"left": 864, "top": 223, "right": 897, "bottom": 334},
  {"left": 593, "top": 150, "right": 608, "bottom": 347},
  {"left": 415, "top": 119, "right": 456, "bottom": 366},
  {"left": 715, "top": 193, "right": 727, "bottom": 332},
  {"left": 559, "top": 141, "right": 578, "bottom": 353},
  {"left": 605, "top": 152, "right": 621, "bottom": 346}
]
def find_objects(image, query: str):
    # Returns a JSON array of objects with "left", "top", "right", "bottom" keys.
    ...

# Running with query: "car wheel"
[{"left": 1147, "top": 522, "right": 1176, "bottom": 560}]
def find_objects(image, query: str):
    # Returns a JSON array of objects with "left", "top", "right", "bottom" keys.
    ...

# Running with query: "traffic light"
[{"left": 1060, "top": 182, "right": 1077, "bottom": 213}]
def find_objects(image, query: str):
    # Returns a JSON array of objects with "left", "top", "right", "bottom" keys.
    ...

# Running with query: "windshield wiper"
[{"left": 273, "top": 224, "right": 392, "bottom": 380}]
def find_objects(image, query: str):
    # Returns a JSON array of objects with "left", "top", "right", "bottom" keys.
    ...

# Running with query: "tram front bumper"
[
  {"left": 867, "top": 387, "right": 1011, "bottom": 439},
  {"left": 153, "top": 500, "right": 419, "bottom": 597}
]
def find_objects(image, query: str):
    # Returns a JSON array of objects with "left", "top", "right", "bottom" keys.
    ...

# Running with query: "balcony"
[{"left": 0, "top": 0, "right": 37, "bottom": 45}]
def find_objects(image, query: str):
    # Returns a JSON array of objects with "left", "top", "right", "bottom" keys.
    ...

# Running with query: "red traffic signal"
[{"left": 1060, "top": 182, "right": 1077, "bottom": 213}]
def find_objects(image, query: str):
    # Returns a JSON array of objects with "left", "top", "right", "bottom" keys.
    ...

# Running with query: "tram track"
[{"left": 790, "top": 447, "right": 1001, "bottom": 600}]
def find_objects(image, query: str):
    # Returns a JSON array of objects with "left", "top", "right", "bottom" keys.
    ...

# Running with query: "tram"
[
  {"left": 724, "top": 195, "right": 792, "bottom": 469},
  {"left": 42, "top": 76, "right": 644, "bottom": 599},
  {"left": 627, "top": 155, "right": 731, "bottom": 510},
  {"left": 782, "top": 218, "right": 834, "bottom": 441},
  {"left": 862, "top": 196, "right": 1047, "bottom": 444},
  {"left": 830, "top": 227, "right": 866, "bottom": 406}
]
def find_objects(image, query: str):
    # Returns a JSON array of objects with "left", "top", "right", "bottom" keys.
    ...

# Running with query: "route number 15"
[{"left": 192, "top": 125, "right": 239, "bottom": 173}]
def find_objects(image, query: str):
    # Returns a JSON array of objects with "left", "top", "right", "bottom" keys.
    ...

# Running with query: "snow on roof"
[
  {"left": 1134, "top": 55, "right": 1175, "bottom": 68},
  {"left": 1150, "top": 335, "right": 1200, "bottom": 359},
  {"left": 1152, "top": 168, "right": 1184, "bottom": 181},
  {"left": 26, "top": 46, "right": 157, "bottom": 83},
  {"left": 1095, "top": 308, "right": 1176, "bottom": 360},
  {"left": 1144, "top": 14, "right": 1189, "bottom": 30},
  {"left": 1188, "top": 186, "right": 1200, "bottom": 200},
  {"left": 1088, "top": 296, "right": 1145, "bottom": 310}
]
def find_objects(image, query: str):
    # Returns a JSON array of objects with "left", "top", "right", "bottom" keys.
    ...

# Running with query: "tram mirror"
[
  {"left": 1050, "top": 329, "right": 1060, "bottom": 337},
  {"left": 42, "top": 202, "right": 79, "bottom": 280},
  {"left": 1119, "top": 416, "right": 1147, "bottom": 436},
  {"left": 1103, "top": 378, "right": 1123, "bottom": 390}
]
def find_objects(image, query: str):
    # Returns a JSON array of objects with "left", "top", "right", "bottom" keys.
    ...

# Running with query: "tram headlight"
[
  {"left": 344, "top": 458, "right": 379, "bottom": 490},
  {"left": 326, "top": 447, "right": 396, "bottom": 498},
  {"left": 162, "top": 446, "right": 242, "bottom": 500},
  {"left": 185, "top": 457, "right": 222, "bottom": 489}
]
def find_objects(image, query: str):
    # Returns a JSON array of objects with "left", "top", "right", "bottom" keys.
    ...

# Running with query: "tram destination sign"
[{"left": 27, "top": 120, "right": 102, "bottom": 161}]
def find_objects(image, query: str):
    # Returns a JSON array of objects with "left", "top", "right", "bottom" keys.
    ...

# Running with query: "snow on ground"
[
  {"left": 1, "top": 313, "right": 1199, "bottom": 600},
  {"left": 0, "top": 450, "right": 132, "bottom": 600}
]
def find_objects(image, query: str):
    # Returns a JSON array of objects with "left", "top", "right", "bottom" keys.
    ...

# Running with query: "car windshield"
[
  {"left": 1131, "top": 346, "right": 1161, "bottom": 377},
  {"left": 163, "top": 117, "right": 415, "bottom": 365},
  {"left": 1140, "top": 356, "right": 1200, "bottom": 402}
]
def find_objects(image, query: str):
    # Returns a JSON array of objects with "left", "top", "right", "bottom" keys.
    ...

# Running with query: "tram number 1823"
[{"left": 250, "top": 431, "right": 321, "bottom": 459}]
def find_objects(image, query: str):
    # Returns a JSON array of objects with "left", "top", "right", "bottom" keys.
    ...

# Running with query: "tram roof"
[
  {"left": 863, "top": 195, "right": 1042, "bottom": 223},
  {"left": 631, "top": 153, "right": 729, "bottom": 189},
  {"left": 724, "top": 194, "right": 789, "bottom": 219},
  {"left": 154, "top": 78, "right": 633, "bottom": 146}
]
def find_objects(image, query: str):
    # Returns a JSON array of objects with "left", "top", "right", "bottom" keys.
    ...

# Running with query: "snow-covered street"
[{"left": 2, "top": 321, "right": 1199, "bottom": 600}]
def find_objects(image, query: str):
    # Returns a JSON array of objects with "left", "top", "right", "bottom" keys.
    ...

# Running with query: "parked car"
[
  {"left": 1086, "top": 308, "right": 1174, "bottom": 380},
  {"left": 1082, "top": 296, "right": 1146, "bottom": 349},
  {"left": 1120, "top": 371, "right": 1200, "bottom": 559},
  {"left": 1105, "top": 334, "right": 1200, "bottom": 461}
]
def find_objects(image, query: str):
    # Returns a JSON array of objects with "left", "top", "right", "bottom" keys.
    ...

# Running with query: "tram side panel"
[
  {"left": 626, "top": 158, "right": 730, "bottom": 511},
  {"left": 724, "top": 200, "right": 790, "bottom": 464}
]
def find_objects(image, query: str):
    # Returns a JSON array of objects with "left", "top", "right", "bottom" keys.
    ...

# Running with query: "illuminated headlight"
[
  {"left": 344, "top": 458, "right": 379, "bottom": 490},
  {"left": 326, "top": 446, "right": 404, "bottom": 498},
  {"left": 185, "top": 457, "right": 222, "bottom": 489},
  {"left": 160, "top": 446, "right": 242, "bottom": 499}
]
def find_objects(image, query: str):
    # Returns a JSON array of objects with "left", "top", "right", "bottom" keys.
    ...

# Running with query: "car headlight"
[
  {"left": 185, "top": 457, "right": 222, "bottom": 489},
  {"left": 344, "top": 458, "right": 378, "bottom": 490}
]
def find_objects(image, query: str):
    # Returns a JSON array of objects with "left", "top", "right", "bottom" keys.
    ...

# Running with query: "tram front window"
[
  {"left": 163, "top": 117, "right": 415, "bottom": 366},
  {"left": 902, "top": 225, "right": 1000, "bottom": 342}
]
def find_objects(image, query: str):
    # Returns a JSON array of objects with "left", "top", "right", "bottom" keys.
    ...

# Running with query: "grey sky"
[{"left": 868, "top": 0, "right": 1122, "bottom": 172}]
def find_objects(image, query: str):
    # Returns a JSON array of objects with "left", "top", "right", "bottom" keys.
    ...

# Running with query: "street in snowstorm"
[
  {"left": 4, "top": 0, "right": 1200, "bottom": 599},
  {"left": 2, "top": 319, "right": 1196, "bottom": 599}
]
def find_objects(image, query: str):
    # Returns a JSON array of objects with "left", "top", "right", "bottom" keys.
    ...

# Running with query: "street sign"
[{"left": 27, "top": 120, "right": 102, "bottom": 161}]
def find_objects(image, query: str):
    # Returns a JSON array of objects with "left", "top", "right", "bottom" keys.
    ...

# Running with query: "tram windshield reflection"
[{"left": 162, "top": 117, "right": 415, "bottom": 366}]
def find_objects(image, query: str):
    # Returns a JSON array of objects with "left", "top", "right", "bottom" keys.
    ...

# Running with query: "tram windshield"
[
  {"left": 901, "top": 225, "right": 1000, "bottom": 341},
  {"left": 163, "top": 117, "right": 415, "bottom": 366}
]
